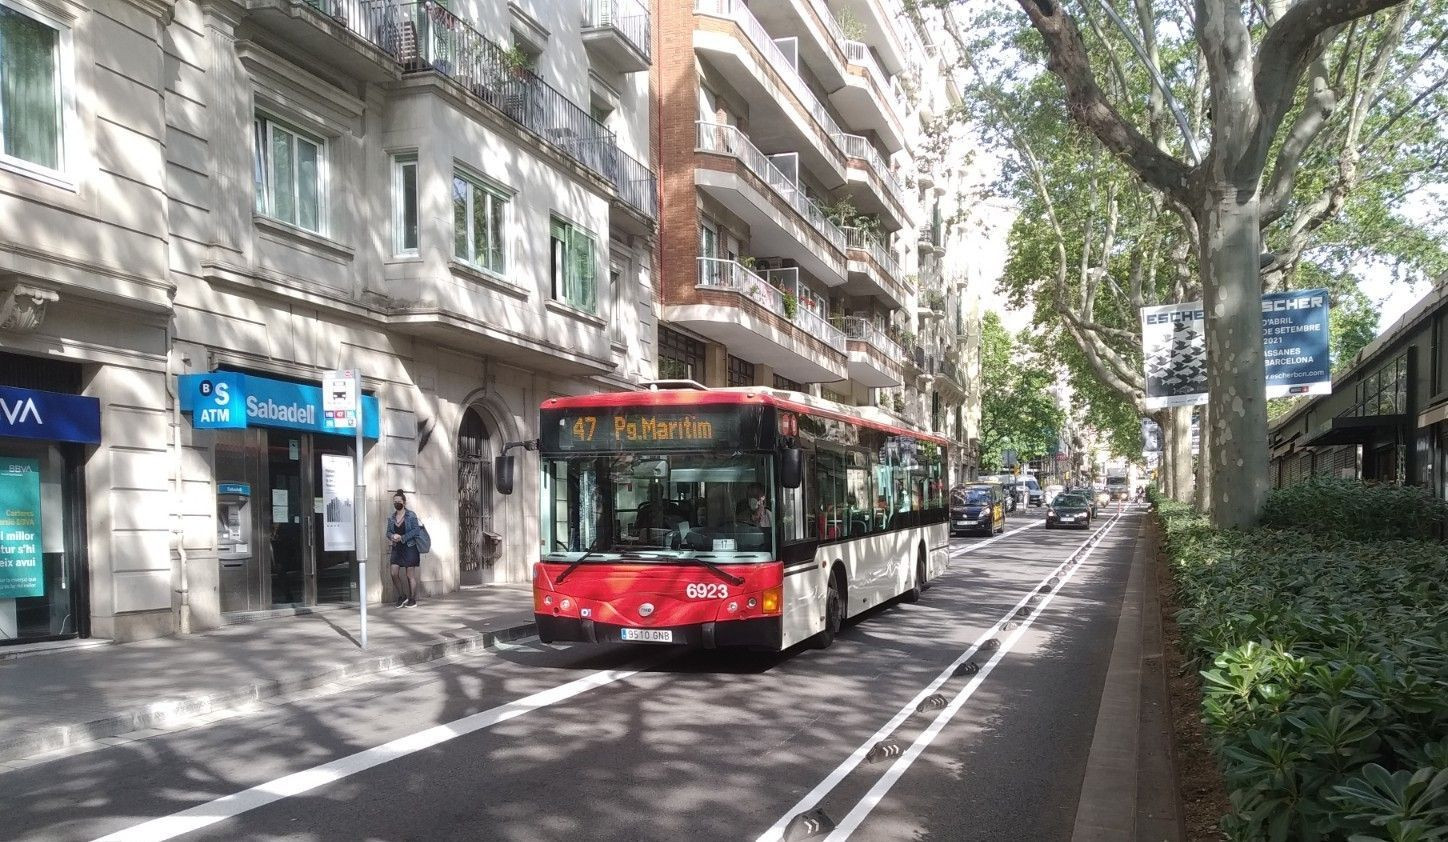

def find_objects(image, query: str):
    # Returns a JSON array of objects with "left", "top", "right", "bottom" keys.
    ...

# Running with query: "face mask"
[
  {"left": 394, "top": 502, "right": 405, "bottom": 511},
  {"left": 749, "top": 497, "right": 762, "bottom": 511}
]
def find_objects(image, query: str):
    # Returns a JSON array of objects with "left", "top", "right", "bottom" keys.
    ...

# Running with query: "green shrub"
[
  {"left": 1159, "top": 493, "right": 1448, "bottom": 842},
  {"left": 1261, "top": 476, "right": 1448, "bottom": 542}
]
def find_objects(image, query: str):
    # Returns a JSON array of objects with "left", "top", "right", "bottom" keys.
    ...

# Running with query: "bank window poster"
[
  {"left": 321, "top": 454, "right": 355, "bottom": 552},
  {"left": 0, "top": 458, "right": 44, "bottom": 599}
]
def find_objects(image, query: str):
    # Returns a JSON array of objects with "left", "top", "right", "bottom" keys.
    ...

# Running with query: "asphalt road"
[{"left": 0, "top": 504, "right": 1143, "bottom": 842}]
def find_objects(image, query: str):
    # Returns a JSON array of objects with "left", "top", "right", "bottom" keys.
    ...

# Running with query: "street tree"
[
  {"left": 979, "top": 313, "right": 1068, "bottom": 472},
  {"left": 921, "top": 0, "right": 1448, "bottom": 526}
]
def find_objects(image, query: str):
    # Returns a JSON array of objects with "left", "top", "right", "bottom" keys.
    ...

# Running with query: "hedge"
[{"left": 1158, "top": 482, "right": 1448, "bottom": 842}]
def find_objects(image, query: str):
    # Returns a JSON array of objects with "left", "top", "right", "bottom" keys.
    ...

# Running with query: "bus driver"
[{"left": 736, "top": 483, "right": 772, "bottom": 528}]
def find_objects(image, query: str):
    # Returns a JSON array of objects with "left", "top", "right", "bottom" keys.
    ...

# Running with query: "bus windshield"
[{"left": 541, "top": 451, "right": 776, "bottom": 562}]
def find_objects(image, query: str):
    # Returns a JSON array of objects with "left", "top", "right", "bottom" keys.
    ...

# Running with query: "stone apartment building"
[{"left": 0, "top": 0, "right": 657, "bottom": 643}]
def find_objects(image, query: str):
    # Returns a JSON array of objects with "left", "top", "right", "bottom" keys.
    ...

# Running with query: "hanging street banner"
[
  {"left": 0, "top": 458, "right": 44, "bottom": 599},
  {"left": 1262, "top": 289, "right": 1332, "bottom": 397},
  {"left": 1142, "top": 302, "right": 1208, "bottom": 409},
  {"left": 1142, "top": 290, "right": 1333, "bottom": 409}
]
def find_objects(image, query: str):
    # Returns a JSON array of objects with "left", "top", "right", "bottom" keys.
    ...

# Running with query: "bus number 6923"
[{"left": 685, "top": 583, "right": 729, "bottom": 599}]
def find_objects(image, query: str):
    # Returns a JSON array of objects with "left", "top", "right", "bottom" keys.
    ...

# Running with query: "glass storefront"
[{"left": 0, "top": 353, "right": 94, "bottom": 646}]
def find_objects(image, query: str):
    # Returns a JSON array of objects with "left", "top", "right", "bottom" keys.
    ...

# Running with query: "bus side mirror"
[
  {"left": 494, "top": 455, "right": 515, "bottom": 495},
  {"left": 781, "top": 447, "right": 803, "bottom": 489}
]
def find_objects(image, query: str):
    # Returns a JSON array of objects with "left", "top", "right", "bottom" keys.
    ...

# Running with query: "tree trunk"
[
  {"left": 1196, "top": 402, "right": 1212, "bottom": 510},
  {"left": 1165, "top": 405, "right": 1194, "bottom": 503},
  {"left": 1197, "top": 185, "right": 1270, "bottom": 527}
]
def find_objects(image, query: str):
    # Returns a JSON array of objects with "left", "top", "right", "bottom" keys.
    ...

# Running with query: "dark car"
[
  {"left": 1046, "top": 492, "right": 1093, "bottom": 529},
  {"left": 1061, "top": 486, "right": 1098, "bottom": 518},
  {"left": 950, "top": 484, "right": 1004, "bottom": 536}
]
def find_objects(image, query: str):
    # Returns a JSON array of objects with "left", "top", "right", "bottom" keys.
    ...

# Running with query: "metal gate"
[{"left": 457, "top": 407, "right": 495, "bottom": 571}]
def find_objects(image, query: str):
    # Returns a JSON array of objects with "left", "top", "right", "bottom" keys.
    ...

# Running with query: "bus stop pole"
[{"left": 354, "top": 371, "right": 367, "bottom": 650}]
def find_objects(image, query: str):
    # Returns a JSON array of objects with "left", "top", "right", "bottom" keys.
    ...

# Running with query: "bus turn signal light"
[{"left": 761, "top": 587, "right": 781, "bottom": 615}]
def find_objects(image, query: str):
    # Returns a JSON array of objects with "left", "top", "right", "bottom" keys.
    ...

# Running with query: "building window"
[
  {"left": 253, "top": 115, "right": 324, "bottom": 233},
  {"left": 453, "top": 171, "right": 507, "bottom": 273},
  {"left": 931, "top": 391, "right": 942, "bottom": 432},
  {"left": 0, "top": 3, "right": 64, "bottom": 172},
  {"left": 392, "top": 154, "right": 418, "bottom": 255},
  {"left": 658, "top": 327, "right": 703, "bottom": 381},
  {"left": 551, "top": 216, "right": 597, "bottom": 312},
  {"left": 728, "top": 355, "right": 754, "bottom": 387},
  {"left": 773, "top": 374, "right": 804, "bottom": 392}
]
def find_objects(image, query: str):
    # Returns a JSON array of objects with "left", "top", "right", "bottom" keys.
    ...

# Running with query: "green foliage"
[
  {"left": 782, "top": 291, "right": 798, "bottom": 320},
  {"left": 1158, "top": 488, "right": 1448, "bottom": 841},
  {"left": 1260, "top": 477, "right": 1448, "bottom": 542},
  {"left": 979, "top": 312, "right": 1065, "bottom": 471}
]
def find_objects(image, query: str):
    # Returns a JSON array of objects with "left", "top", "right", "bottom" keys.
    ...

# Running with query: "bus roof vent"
[{"left": 642, "top": 379, "right": 708, "bottom": 391}]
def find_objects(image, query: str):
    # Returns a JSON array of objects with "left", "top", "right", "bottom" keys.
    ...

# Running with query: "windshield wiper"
[
  {"left": 554, "top": 541, "right": 604, "bottom": 585},
  {"left": 680, "top": 555, "right": 745, "bottom": 586}
]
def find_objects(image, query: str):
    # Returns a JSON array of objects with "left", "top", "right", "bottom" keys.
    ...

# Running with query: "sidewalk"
[
  {"left": 1071, "top": 514, "right": 1185, "bottom": 842},
  {"left": 0, "top": 584, "right": 536, "bottom": 764}
]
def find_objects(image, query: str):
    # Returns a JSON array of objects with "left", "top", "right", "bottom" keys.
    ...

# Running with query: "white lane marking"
[
  {"left": 92, "top": 666, "right": 642, "bottom": 842},
  {"left": 947, "top": 520, "right": 1040, "bottom": 558},
  {"left": 754, "top": 513, "right": 1123, "bottom": 842},
  {"left": 823, "top": 513, "right": 1129, "bottom": 840}
]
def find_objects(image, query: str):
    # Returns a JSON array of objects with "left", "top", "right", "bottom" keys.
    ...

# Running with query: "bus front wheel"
[{"left": 813, "top": 572, "right": 844, "bottom": 650}]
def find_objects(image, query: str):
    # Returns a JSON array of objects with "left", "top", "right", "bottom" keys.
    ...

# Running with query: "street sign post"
[{"left": 323, "top": 369, "right": 367, "bottom": 649}]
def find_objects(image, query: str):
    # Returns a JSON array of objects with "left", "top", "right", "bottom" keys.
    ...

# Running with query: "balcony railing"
[
  {"left": 695, "top": 0, "right": 848, "bottom": 157},
  {"left": 843, "top": 40, "right": 901, "bottom": 114},
  {"left": 697, "top": 258, "right": 846, "bottom": 352},
  {"left": 397, "top": 1, "right": 656, "bottom": 220},
  {"left": 841, "top": 317, "right": 905, "bottom": 361},
  {"left": 842, "top": 226, "right": 905, "bottom": 287},
  {"left": 583, "top": 0, "right": 651, "bottom": 62},
  {"left": 299, "top": 0, "right": 404, "bottom": 56},
  {"left": 839, "top": 133, "right": 907, "bottom": 212},
  {"left": 697, "top": 122, "right": 847, "bottom": 253}
]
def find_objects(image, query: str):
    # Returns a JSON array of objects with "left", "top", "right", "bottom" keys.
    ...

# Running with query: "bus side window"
[{"left": 779, "top": 482, "right": 806, "bottom": 543}]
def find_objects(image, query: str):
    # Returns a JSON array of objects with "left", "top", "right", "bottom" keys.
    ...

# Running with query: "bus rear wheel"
[
  {"left": 903, "top": 558, "right": 924, "bottom": 603},
  {"left": 813, "top": 572, "right": 844, "bottom": 650}
]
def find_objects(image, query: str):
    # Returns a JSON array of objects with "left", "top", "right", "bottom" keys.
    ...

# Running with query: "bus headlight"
[{"left": 761, "top": 587, "right": 781, "bottom": 615}]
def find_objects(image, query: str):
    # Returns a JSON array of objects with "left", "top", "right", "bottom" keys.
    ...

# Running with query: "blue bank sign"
[
  {"left": 0, "top": 385, "right": 101, "bottom": 444},
  {"left": 179, "top": 372, "right": 380, "bottom": 438},
  {"left": 1263, "top": 289, "right": 1331, "bottom": 398}
]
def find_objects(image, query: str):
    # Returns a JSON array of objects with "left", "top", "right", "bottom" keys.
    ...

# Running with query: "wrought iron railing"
[
  {"left": 299, "top": 0, "right": 404, "bottom": 55},
  {"left": 841, "top": 317, "right": 905, "bottom": 361},
  {"left": 694, "top": 0, "right": 848, "bottom": 156},
  {"left": 696, "top": 122, "right": 846, "bottom": 252},
  {"left": 842, "top": 226, "right": 905, "bottom": 288},
  {"left": 396, "top": 1, "right": 656, "bottom": 220},
  {"left": 582, "top": 0, "right": 651, "bottom": 62},
  {"left": 696, "top": 258, "right": 846, "bottom": 352},
  {"left": 839, "top": 133, "right": 907, "bottom": 212}
]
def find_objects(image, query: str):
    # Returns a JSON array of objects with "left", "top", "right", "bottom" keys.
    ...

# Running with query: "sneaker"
[
  {"left": 394, "top": 597, "right": 407, "bottom": 608},
  {"left": 405, "top": 598, "right": 418, "bottom": 608}
]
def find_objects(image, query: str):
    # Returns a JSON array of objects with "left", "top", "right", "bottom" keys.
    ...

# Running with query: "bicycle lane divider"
[
  {"left": 91, "top": 662, "right": 660, "bottom": 842},
  {"left": 754, "top": 512, "right": 1122, "bottom": 842},
  {"left": 821, "top": 512, "right": 1131, "bottom": 841}
]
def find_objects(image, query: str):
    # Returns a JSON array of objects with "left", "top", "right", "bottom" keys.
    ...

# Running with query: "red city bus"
[{"left": 497, "top": 386, "right": 950, "bottom": 651}]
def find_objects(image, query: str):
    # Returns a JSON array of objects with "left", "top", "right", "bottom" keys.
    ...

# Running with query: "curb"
[{"left": 0, "top": 619, "right": 537, "bottom": 765}]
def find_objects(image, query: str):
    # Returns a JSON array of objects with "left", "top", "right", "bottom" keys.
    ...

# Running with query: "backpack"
[{"left": 412, "top": 521, "right": 432, "bottom": 554}]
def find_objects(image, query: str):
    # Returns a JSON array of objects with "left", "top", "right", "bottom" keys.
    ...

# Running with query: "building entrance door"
[{"left": 266, "top": 430, "right": 308, "bottom": 607}]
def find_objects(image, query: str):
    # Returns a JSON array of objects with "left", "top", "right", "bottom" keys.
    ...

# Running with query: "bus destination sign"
[{"left": 544, "top": 407, "right": 750, "bottom": 452}]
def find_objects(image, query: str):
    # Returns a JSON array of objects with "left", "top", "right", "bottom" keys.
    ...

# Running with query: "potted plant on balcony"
[
  {"left": 782, "top": 291, "right": 798, "bottom": 320},
  {"left": 503, "top": 44, "right": 530, "bottom": 77},
  {"left": 837, "top": 9, "right": 865, "bottom": 41},
  {"left": 892, "top": 393, "right": 905, "bottom": 413}
]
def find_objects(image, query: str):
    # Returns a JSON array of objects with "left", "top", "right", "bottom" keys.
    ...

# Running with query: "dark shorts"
[{"left": 390, "top": 542, "right": 421, "bottom": 568}]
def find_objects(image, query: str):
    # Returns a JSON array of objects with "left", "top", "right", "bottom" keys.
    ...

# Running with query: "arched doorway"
[{"left": 457, "top": 406, "right": 497, "bottom": 583}]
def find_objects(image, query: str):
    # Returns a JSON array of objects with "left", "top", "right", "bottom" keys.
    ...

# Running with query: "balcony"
[
  {"left": 243, "top": 0, "right": 404, "bottom": 81},
  {"left": 582, "top": 0, "right": 651, "bottom": 73},
  {"left": 398, "top": 2, "right": 656, "bottom": 220},
  {"left": 696, "top": 122, "right": 847, "bottom": 285},
  {"left": 664, "top": 258, "right": 848, "bottom": 383},
  {"left": 833, "top": 0, "right": 911, "bottom": 77},
  {"left": 841, "top": 317, "right": 904, "bottom": 387},
  {"left": 832, "top": 40, "right": 906, "bottom": 152},
  {"left": 841, "top": 226, "right": 908, "bottom": 308},
  {"left": 694, "top": 0, "right": 848, "bottom": 184},
  {"left": 839, "top": 133, "right": 910, "bottom": 230}
]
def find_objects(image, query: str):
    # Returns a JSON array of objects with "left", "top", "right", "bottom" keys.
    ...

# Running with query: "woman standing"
[{"left": 386, "top": 489, "right": 422, "bottom": 607}]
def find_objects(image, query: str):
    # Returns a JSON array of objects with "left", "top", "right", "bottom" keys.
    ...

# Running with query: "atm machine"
[{"left": 217, "top": 482, "right": 254, "bottom": 612}]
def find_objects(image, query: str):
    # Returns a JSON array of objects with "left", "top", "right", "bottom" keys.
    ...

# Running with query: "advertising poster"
[
  {"left": 0, "top": 458, "right": 44, "bottom": 599},
  {"left": 1263, "top": 289, "right": 1332, "bottom": 397},
  {"left": 1141, "top": 301, "right": 1209, "bottom": 410},
  {"left": 321, "top": 454, "right": 355, "bottom": 552}
]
